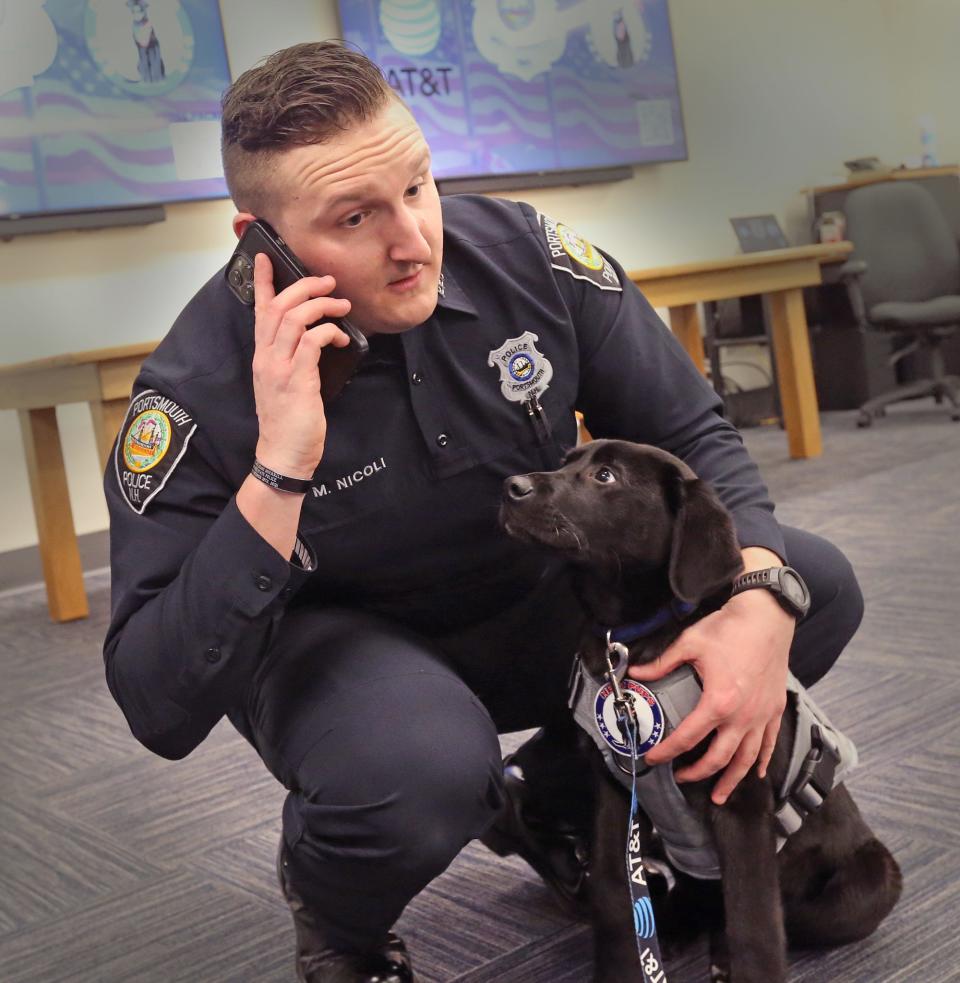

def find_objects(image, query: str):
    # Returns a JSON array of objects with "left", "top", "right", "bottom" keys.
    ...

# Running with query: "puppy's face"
[
  {"left": 500, "top": 440, "right": 680, "bottom": 570},
  {"left": 500, "top": 439, "right": 742, "bottom": 603}
]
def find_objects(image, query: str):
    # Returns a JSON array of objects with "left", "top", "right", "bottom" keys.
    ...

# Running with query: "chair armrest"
[
  {"left": 837, "top": 259, "right": 868, "bottom": 281},
  {"left": 837, "top": 260, "right": 869, "bottom": 328}
]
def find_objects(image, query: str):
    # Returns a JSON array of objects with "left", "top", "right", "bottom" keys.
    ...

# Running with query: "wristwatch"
[{"left": 730, "top": 566, "right": 811, "bottom": 619}]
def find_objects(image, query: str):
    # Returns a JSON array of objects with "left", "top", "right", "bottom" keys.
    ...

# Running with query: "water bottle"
[{"left": 919, "top": 115, "right": 939, "bottom": 167}]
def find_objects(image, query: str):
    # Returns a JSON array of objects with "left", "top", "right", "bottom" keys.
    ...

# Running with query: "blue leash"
[{"left": 607, "top": 647, "right": 669, "bottom": 982}]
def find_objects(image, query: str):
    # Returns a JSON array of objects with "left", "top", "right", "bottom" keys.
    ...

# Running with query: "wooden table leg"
[
  {"left": 767, "top": 288, "right": 823, "bottom": 459},
  {"left": 18, "top": 407, "right": 89, "bottom": 622},
  {"left": 91, "top": 397, "right": 130, "bottom": 470},
  {"left": 668, "top": 304, "right": 707, "bottom": 375}
]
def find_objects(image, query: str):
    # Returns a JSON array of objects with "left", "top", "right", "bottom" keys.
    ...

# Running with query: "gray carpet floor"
[{"left": 1, "top": 402, "right": 958, "bottom": 981}]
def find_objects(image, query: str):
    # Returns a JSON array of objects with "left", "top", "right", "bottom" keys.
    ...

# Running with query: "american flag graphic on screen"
[{"left": 0, "top": 0, "right": 231, "bottom": 219}]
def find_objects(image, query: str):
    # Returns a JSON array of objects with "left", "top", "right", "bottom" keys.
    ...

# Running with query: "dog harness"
[{"left": 568, "top": 653, "right": 859, "bottom": 880}]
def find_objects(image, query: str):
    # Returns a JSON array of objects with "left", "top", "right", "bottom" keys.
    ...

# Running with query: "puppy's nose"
[{"left": 506, "top": 475, "right": 535, "bottom": 500}]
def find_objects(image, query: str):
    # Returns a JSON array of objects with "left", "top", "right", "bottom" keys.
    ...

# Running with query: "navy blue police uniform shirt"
[{"left": 104, "top": 194, "right": 785, "bottom": 760}]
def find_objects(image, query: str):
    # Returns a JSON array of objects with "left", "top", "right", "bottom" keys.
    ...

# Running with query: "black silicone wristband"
[
  {"left": 731, "top": 568, "right": 778, "bottom": 592},
  {"left": 250, "top": 459, "right": 313, "bottom": 494}
]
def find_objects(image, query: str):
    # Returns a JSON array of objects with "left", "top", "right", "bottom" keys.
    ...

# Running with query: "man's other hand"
[{"left": 628, "top": 548, "right": 794, "bottom": 805}]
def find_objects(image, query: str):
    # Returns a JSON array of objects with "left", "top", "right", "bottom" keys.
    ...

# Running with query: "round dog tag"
[{"left": 594, "top": 680, "right": 665, "bottom": 756}]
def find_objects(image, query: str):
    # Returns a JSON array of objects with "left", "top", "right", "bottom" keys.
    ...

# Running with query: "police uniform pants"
[{"left": 239, "top": 525, "right": 863, "bottom": 953}]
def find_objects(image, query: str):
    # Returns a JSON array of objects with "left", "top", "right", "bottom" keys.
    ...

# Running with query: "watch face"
[
  {"left": 783, "top": 573, "right": 803, "bottom": 603},
  {"left": 780, "top": 569, "right": 809, "bottom": 612}
]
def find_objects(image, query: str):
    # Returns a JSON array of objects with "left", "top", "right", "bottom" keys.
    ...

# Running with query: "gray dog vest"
[{"left": 568, "top": 657, "right": 859, "bottom": 880}]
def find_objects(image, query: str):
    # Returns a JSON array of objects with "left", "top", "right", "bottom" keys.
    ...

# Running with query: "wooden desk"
[
  {"left": 0, "top": 341, "right": 156, "bottom": 621},
  {"left": 629, "top": 241, "right": 854, "bottom": 460},
  {"left": 804, "top": 164, "right": 959, "bottom": 197}
]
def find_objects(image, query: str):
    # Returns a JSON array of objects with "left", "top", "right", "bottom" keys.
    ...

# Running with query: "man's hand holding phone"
[{"left": 251, "top": 252, "right": 352, "bottom": 478}]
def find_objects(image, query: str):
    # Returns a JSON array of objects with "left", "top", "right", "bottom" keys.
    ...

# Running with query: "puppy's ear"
[{"left": 668, "top": 476, "right": 743, "bottom": 604}]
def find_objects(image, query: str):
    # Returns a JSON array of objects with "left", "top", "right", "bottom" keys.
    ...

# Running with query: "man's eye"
[
  {"left": 594, "top": 467, "right": 615, "bottom": 483},
  {"left": 406, "top": 183, "right": 422, "bottom": 198},
  {"left": 343, "top": 213, "right": 364, "bottom": 228}
]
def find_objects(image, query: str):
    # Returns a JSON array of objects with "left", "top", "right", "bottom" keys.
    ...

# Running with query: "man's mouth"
[{"left": 388, "top": 268, "right": 424, "bottom": 292}]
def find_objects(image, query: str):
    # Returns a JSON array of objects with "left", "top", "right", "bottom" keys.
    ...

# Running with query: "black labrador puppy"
[{"left": 499, "top": 439, "right": 901, "bottom": 983}]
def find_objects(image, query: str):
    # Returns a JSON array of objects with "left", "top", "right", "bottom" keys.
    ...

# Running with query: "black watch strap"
[
  {"left": 250, "top": 459, "right": 313, "bottom": 494},
  {"left": 730, "top": 565, "right": 811, "bottom": 619}
]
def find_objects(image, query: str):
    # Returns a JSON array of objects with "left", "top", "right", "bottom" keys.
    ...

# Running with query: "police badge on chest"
[{"left": 487, "top": 331, "right": 554, "bottom": 444}]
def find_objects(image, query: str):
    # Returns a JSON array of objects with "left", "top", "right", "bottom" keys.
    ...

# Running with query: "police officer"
[{"left": 103, "top": 42, "right": 864, "bottom": 983}]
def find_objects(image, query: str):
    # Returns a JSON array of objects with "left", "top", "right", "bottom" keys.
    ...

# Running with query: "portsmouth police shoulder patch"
[
  {"left": 114, "top": 389, "right": 197, "bottom": 514},
  {"left": 539, "top": 213, "right": 622, "bottom": 292}
]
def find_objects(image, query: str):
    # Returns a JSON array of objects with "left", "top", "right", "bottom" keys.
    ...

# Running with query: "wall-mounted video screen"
[
  {"left": 0, "top": 0, "right": 231, "bottom": 221},
  {"left": 338, "top": 0, "right": 688, "bottom": 182}
]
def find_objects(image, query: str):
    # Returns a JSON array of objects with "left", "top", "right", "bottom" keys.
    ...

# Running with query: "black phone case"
[{"left": 226, "top": 220, "right": 368, "bottom": 403}]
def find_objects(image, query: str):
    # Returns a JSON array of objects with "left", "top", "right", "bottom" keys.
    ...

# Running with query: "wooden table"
[
  {"left": 0, "top": 342, "right": 157, "bottom": 621},
  {"left": 629, "top": 241, "right": 854, "bottom": 460}
]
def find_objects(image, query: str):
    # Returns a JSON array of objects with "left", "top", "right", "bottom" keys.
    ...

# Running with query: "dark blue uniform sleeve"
[
  {"left": 103, "top": 388, "right": 311, "bottom": 760},
  {"left": 527, "top": 213, "right": 785, "bottom": 560}
]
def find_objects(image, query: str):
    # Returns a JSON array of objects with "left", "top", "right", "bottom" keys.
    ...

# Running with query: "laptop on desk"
[{"left": 730, "top": 214, "right": 789, "bottom": 252}]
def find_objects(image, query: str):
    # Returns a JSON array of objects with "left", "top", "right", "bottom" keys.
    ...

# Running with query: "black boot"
[
  {"left": 480, "top": 733, "right": 677, "bottom": 920},
  {"left": 277, "top": 838, "right": 415, "bottom": 982},
  {"left": 479, "top": 750, "right": 592, "bottom": 918}
]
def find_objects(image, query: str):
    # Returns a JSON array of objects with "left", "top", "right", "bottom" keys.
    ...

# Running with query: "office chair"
[{"left": 838, "top": 180, "right": 960, "bottom": 426}]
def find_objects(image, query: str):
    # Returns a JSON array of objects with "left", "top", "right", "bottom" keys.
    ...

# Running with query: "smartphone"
[{"left": 226, "top": 219, "right": 368, "bottom": 403}]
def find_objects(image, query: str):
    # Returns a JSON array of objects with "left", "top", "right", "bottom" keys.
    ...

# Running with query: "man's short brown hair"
[{"left": 221, "top": 41, "right": 395, "bottom": 218}]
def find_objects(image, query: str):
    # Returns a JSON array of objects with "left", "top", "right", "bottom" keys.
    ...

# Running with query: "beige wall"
[
  {"left": 883, "top": 0, "right": 959, "bottom": 169},
  {"left": 0, "top": 0, "right": 954, "bottom": 554}
]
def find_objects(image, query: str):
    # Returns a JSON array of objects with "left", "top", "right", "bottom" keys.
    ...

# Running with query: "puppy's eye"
[{"left": 594, "top": 467, "right": 616, "bottom": 483}]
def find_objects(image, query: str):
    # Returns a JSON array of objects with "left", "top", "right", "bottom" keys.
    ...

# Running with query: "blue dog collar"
[{"left": 594, "top": 598, "right": 697, "bottom": 645}]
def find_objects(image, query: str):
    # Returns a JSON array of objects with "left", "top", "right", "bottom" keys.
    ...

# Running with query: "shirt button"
[
  {"left": 436, "top": 433, "right": 449, "bottom": 447},
  {"left": 204, "top": 646, "right": 221, "bottom": 663},
  {"left": 255, "top": 574, "right": 273, "bottom": 591},
  {"left": 411, "top": 371, "right": 423, "bottom": 385}
]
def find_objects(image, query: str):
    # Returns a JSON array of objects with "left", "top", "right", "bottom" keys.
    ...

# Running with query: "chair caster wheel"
[{"left": 857, "top": 412, "right": 872, "bottom": 428}]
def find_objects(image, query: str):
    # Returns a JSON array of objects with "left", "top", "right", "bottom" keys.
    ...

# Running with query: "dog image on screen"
[
  {"left": 127, "top": 0, "right": 165, "bottom": 83},
  {"left": 499, "top": 439, "right": 901, "bottom": 983}
]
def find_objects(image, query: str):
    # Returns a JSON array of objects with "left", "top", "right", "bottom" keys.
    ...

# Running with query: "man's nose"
[
  {"left": 505, "top": 475, "right": 535, "bottom": 500},
  {"left": 388, "top": 207, "right": 432, "bottom": 265}
]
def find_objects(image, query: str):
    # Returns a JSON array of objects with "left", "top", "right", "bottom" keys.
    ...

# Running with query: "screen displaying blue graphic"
[
  {"left": 0, "top": 0, "right": 231, "bottom": 221},
  {"left": 338, "top": 0, "right": 687, "bottom": 181}
]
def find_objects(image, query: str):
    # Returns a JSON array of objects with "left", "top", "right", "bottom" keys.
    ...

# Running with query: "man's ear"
[
  {"left": 668, "top": 476, "right": 743, "bottom": 604},
  {"left": 232, "top": 212, "right": 256, "bottom": 240}
]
